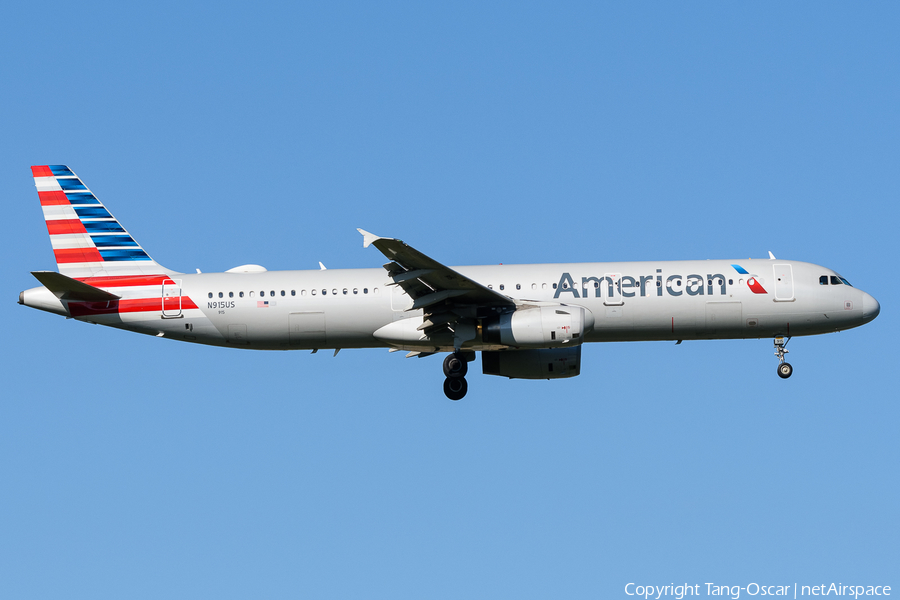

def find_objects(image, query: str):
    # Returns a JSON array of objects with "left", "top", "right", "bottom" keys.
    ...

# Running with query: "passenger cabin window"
[
  {"left": 239, "top": 292, "right": 244, "bottom": 298},
  {"left": 499, "top": 284, "right": 505, "bottom": 291},
  {"left": 353, "top": 288, "right": 358, "bottom": 294},
  {"left": 831, "top": 276, "right": 841, "bottom": 285},
  {"left": 516, "top": 284, "right": 521, "bottom": 290},
  {"left": 820, "top": 275, "right": 829, "bottom": 285},
  {"left": 218, "top": 292, "right": 223, "bottom": 298},
  {"left": 229, "top": 292, "right": 234, "bottom": 298},
  {"left": 208, "top": 292, "right": 213, "bottom": 298},
  {"left": 281, "top": 290, "right": 285, "bottom": 296}
]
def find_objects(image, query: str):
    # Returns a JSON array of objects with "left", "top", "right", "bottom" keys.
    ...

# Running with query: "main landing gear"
[
  {"left": 443, "top": 352, "right": 469, "bottom": 400},
  {"left": 774, "top": 336, "right": 793, "bottom": 379}
]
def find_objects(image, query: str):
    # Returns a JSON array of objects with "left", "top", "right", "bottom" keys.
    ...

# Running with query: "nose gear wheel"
[{"left": 774, "top": 336, "right": 792, "bottom": 379}]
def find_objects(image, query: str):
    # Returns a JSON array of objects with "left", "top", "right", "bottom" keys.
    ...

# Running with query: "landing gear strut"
[
  {"left": 774, "top": 336, "right": 792, "bottom": 379},
  {"left": 443, "top": 352, "right": 469, "bottom": 400}
]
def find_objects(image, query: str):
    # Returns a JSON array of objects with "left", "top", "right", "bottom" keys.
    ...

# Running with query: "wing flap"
[{"left": 410, "top": 289, "right": 468, "bottom": 310}]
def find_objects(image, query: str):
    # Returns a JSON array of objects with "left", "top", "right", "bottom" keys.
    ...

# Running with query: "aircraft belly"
[
  {"left": 743, "top": 294, "right": 857, "bottom": 337},
  {"left": 324, "top": 304, "right": 394, "bottom": 346},
  {"left": 578, "top": 293, "right": 841, "bottom": 342},
  {"left": 594, "top": 304, "right": 634, "bottom": 332},
  {"left": 702, "top": 302, "right": 743, "bottom": 337},
  {"left": 196, "top": 297, "right": 394, "bottom": 350},
  {"left": 632, "top": 302, "right": 697, "bottom": 338}
]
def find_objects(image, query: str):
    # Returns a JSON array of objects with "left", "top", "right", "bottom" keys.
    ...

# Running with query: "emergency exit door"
[{"left": 162, "top": 279, "right": 182, "bottom": 317}]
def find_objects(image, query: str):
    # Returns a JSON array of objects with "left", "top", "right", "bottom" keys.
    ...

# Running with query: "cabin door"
[{"left": 773, "top": 264, "right": 794, "bottom": 301}]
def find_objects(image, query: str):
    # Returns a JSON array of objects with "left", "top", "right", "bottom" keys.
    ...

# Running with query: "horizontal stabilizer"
[{"left": 31, "top": 271, "right": 120, "bottom": 301}]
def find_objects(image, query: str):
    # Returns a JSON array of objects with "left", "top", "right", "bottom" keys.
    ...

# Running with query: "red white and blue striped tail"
[{"left": 32, "top": 165, "right": 171, "bottom": 278}]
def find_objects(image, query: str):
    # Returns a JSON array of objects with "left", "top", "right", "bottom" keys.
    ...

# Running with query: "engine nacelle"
[
  {"left": 482, "top": 346, "right": 581, "bottom": 379},
  {"left": 483, "top": 304, "right": 592, "bottom": 348}
]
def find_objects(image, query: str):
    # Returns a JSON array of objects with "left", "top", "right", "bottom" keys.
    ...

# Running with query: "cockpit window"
[
  {"left": 830, "top": 276, "right": 841, "bottom": 285},
  {"left": 839, "top": 277, "right": 852, "bottom": 287},
  {"left": 819, "top": 276, "right": 828, "bottom": 285}
]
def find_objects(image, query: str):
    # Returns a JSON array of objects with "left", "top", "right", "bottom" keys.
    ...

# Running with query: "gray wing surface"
[{"left": 358, "top": 229, "right": 515, "bottom": 349}]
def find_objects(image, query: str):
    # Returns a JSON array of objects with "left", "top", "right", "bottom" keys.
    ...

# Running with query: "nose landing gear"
[
  {"left": 774, "top": 336, "right": 792, "bottom": 379},
  {"left": 442, "top": 352, "right": 470, "bottom": 400}
]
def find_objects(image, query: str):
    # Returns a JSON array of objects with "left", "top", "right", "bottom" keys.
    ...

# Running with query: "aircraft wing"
[{"left": 358, "top": 229, "right": 514, "bottom": 348}]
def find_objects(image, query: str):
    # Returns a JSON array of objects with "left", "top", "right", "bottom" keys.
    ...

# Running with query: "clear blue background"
[{"left": 1, "top": 2, "right": 896, "bottom": 598}]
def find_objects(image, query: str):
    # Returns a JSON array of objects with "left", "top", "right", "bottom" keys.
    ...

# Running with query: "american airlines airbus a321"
[{"left": 20, "top": 166, "right": 880, "bottom": 399}]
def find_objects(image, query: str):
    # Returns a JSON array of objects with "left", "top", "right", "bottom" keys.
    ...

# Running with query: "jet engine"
[
  {"left": 482, "top": 346, "right": 581, "bottom": 379},
  {"left": 482, "top": 304, "right": 592, "bottom": 348}
]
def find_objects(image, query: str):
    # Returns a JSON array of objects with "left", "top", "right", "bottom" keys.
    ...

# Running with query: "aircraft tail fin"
[{"left": 31, "top": 165, "right": 173, "bottom": 278}]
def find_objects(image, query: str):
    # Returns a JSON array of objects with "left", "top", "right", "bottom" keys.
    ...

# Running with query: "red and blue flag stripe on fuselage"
[
  {"left": 68, "top": 274, "right": 198, "bottom": 316},
  {"left": 68, "top": 296, "right": 199, "bottom": 317}
]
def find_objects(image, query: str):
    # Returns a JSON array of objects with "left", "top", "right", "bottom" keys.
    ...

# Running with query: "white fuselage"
[{"left": 26, "top": 258, "right": 876, "bottom": 351}]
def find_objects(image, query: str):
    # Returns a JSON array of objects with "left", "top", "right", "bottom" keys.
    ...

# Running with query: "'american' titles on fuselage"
[{"left": 555, "top": 267, "right": 759, "bottom": 299}]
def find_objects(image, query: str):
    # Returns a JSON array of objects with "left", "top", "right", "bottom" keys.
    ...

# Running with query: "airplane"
[{"left": 19, "top": 165, "right": 880, "bottom": 400}]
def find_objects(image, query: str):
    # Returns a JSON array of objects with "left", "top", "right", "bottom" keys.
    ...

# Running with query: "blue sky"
[{"left": 1, "top": 2, "right": 897, "bottom": 598}]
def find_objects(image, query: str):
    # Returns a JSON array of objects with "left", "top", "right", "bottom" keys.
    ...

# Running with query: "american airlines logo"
[
  {"left": 731, "top": 264, "right": 768, "bottom": 294},
  {"left": 553, "top": 264, "right": 767, "bottom": 300}
]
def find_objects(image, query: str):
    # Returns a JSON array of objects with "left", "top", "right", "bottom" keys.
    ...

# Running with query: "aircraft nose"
[{"left": 862, "top": 292, "right": 880, "bottom": 324}]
